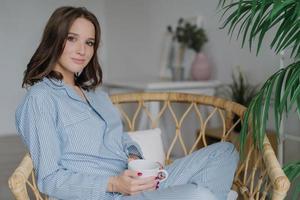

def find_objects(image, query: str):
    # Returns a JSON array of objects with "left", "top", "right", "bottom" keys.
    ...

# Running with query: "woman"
[{"left": 16, "top": 6, "right": 238, "bottom": 200}]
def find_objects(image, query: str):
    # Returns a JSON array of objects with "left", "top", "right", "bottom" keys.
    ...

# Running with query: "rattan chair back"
[{"left": 8, "top": 92, "right": 290, "bottom": 200}]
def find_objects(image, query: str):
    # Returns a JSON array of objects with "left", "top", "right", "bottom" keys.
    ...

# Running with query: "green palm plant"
[{"left": 217, "top": 0, "right": 300, "bottom": 199}]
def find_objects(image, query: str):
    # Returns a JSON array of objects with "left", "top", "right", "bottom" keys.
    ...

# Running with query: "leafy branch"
[
  {"left": 218, "top": 1, "right": 300, "bottom": 198},
  {"left": 167, "top": 18, "right": 208, "bottom": 53}
]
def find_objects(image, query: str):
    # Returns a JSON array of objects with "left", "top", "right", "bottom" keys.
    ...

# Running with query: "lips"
[{"left": 71, "top": 58, "right": 85, "bottom": 65}]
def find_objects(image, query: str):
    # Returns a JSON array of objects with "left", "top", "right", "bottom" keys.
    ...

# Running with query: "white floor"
[{"left": 0, "top": 135, "right": 27, "bottom": 200}]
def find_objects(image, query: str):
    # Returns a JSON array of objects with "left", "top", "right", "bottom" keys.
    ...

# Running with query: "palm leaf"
[
  {"left": 297, "top": 96, "right": 300, "bottom": 119},
  {"left": 218, "top": 0, "right": 300, "bottom": 58},
  {"left": 230, "top": 6, "right": 252, "bottom": 39},
  {"left": 283, "top": 161, "right": 300, "bottom": 200},
  {"left": 279, "top": 63, "right": 300, "bottom": 114},
  {"left": 218, "top": 1, "right": 300, "bottom": 198},
  {"left": 240, "top": 62, "right": 300, "bottom": 148},
  {"left": 260, "top": 80, "right": 274, "bottom": 147},
  {"left": 290, "top": 84, "right": 300, "bottom": 106},
  {"left": 274, "top": 70, "right": 285, "bottom": 133},
  {"left": 291, "top": 32, "right": 300, "bottom": 58}
]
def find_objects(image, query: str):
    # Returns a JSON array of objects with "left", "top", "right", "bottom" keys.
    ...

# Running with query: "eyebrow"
[{"left": 68, "top": 32, "right": 95, "bottom": 40}]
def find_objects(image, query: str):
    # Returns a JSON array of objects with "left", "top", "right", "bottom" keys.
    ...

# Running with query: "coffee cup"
[{"left": 128, "top": 159, "right": 168, "bottom": 182}]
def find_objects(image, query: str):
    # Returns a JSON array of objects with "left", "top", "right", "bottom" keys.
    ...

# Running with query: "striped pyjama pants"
[{"left": 121, "top": 142, "right": 239, "bottom": 200}]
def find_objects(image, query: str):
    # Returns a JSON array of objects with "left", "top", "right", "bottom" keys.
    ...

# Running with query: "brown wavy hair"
[{"left": 22, "top": 6, "right": 102, "bottom": 91}]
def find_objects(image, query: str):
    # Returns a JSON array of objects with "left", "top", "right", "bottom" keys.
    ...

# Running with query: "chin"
[{"left": 71, "top": 66, "right": 86, "bottom": 74}]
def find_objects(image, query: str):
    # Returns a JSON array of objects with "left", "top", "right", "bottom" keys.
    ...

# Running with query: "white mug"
[{"left": 128, "top": 159, "right": 169, "bottom": 182}]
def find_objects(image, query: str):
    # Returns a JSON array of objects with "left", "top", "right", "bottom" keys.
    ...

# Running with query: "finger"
[
  {"left": 129, "top": 190, "right": 142, "bottom": 196},
  {"left": 124, "top": 169, "right": 143, "bottom": 178},
  {"left": 145, "top": 186, "right": 156, "bottom": 192},
  {"left": 132, "top": 176, "right": 156, "bottom": 185},
  {"left": 128, "top": 182, "right": 156, "bottom": 195},
  {"left": 129, "top": 185, "right": 156, "bottom": 196},
  {"left": 128, "top": 158, "right": 135, "bottom": 163},
  {"left": 156, "top": 161, "right": 164, "bottom": 170},
  {"left": 127, "top": 177, "right": 157, "bottom": 195},
  {"left": 135, "top": 180, "right": 157, "bottom": 192}
]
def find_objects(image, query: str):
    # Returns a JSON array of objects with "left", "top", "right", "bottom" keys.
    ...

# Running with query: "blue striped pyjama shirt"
[{"left": 16, "top": 78, "right": 238, "bottom": 200}]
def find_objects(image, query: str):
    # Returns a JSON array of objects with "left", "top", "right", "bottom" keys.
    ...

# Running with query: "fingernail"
[
  {"left": 155, "top": 176, "right": 159, "bottom": 180},
  {"left": 156, "top": 185, "right": 159, "bottom": 189},
  {"left": 137, "top": 172, "right": 143, "bottom": 176},
  {"left": 156, "top": 181, "right": 160, "bottom": 186}
]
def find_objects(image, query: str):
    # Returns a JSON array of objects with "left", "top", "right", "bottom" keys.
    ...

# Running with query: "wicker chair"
[{"left": 8, "top": 92, "right": 290, "bottom": 200}]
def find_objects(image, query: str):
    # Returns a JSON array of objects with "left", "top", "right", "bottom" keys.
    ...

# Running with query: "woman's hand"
[
  {"left": 107, "top": 170, "right": 158, "bottom": 195},
  {"left": 156, "top": 161, "right": 164, "bottom": 170},
  {"left": 127, "top": 154, "right": 140, "bottom": 163}
]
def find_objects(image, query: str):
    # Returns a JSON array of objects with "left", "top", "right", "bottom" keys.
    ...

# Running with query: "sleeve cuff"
[{"left": 90, "top": 175, "right": 110, "bottom": 200}]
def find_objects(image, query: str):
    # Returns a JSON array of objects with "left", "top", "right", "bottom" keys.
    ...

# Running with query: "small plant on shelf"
[{"left": 218, "top": 67, "right": 258, "bottom": 131}]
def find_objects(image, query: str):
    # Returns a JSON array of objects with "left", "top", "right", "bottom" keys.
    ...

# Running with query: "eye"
[
  {"left": 67, "top": 35, "right": 77, "bottom": 42},
  {"left": 86, "top": 40, "right": 95, "bottom": 47}
]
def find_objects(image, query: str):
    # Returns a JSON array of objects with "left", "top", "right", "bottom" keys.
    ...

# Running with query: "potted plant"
[
  {"left": 218, "top": 67, "right": 258, "bottom": 131},
  {"left": 167, "top": 18, "right": 209, "bottom": 80},
  {"left": 218, "top": 0, "right": 300, "bottom": 198}
]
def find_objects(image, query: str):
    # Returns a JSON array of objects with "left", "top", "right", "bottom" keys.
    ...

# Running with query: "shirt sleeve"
[
  {"left": 15, "top": 93, "right": 109, "bottom": 200},
  {"left": 122, "top": 132, "right": 144, "bottom": 159},
  {"left": 99, "top": 90, "right": 144, "bottom": 160}
]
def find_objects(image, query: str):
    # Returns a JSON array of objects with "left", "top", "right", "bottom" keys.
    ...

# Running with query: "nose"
[{"left": 76, "top": 41, "right": 86, "bottom": 56}]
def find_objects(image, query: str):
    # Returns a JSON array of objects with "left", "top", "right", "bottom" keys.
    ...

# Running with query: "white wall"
[
  {"left": 104, "top": 0, "right": 281, "bottom": 82},
  {"left": 0, "top": 0, "right": 107, "bottom": 136}
]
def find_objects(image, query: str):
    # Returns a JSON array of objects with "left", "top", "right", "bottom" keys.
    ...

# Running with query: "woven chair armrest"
[
  {"left": 8, "top": 153, "right": 33, "bottom": 200},
  {"left": 262, "top": 137, "right": 290, "bottom": 200}
]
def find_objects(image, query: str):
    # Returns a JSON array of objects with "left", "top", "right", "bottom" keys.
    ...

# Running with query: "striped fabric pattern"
[{"left": 15, "top": 78, "right": 143, "bottom": 200}]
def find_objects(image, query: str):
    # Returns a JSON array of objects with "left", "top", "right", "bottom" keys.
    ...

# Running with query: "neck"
[
  {"left": 63, "top": 75, "right": 76, "bottom": 86},
  {"left": 53, "top": 66, "right": 76, "bottom": 86}
]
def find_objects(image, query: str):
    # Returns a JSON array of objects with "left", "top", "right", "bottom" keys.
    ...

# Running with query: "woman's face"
[{"left": 54, "top": 17, "right": 95, "bottom": 80}]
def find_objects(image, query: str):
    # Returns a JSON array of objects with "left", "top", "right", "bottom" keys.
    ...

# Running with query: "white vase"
[
  {"left": 190, "top": 52, "right": 211, "bottom": 80},
  {"left": 171, "top": 66, "right": 184, "bottom": 81}
]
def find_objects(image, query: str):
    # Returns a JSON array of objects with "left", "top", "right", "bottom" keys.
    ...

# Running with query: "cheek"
[
  {"left": 87, "top": 49, "right": 94, "bottom": 60},
  {"left": 58, "top": 53, "right": 68, "bottom": 65},
  {"left": 63, "top": 42, "right": 73, "bottom": 53},
  {"left": 60, "top": 44, "right": 72, "bottom": 60}
]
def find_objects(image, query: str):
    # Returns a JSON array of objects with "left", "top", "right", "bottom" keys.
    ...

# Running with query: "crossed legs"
[{"left": 121, "top": 142, "right": 239, "bottom": 200}]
